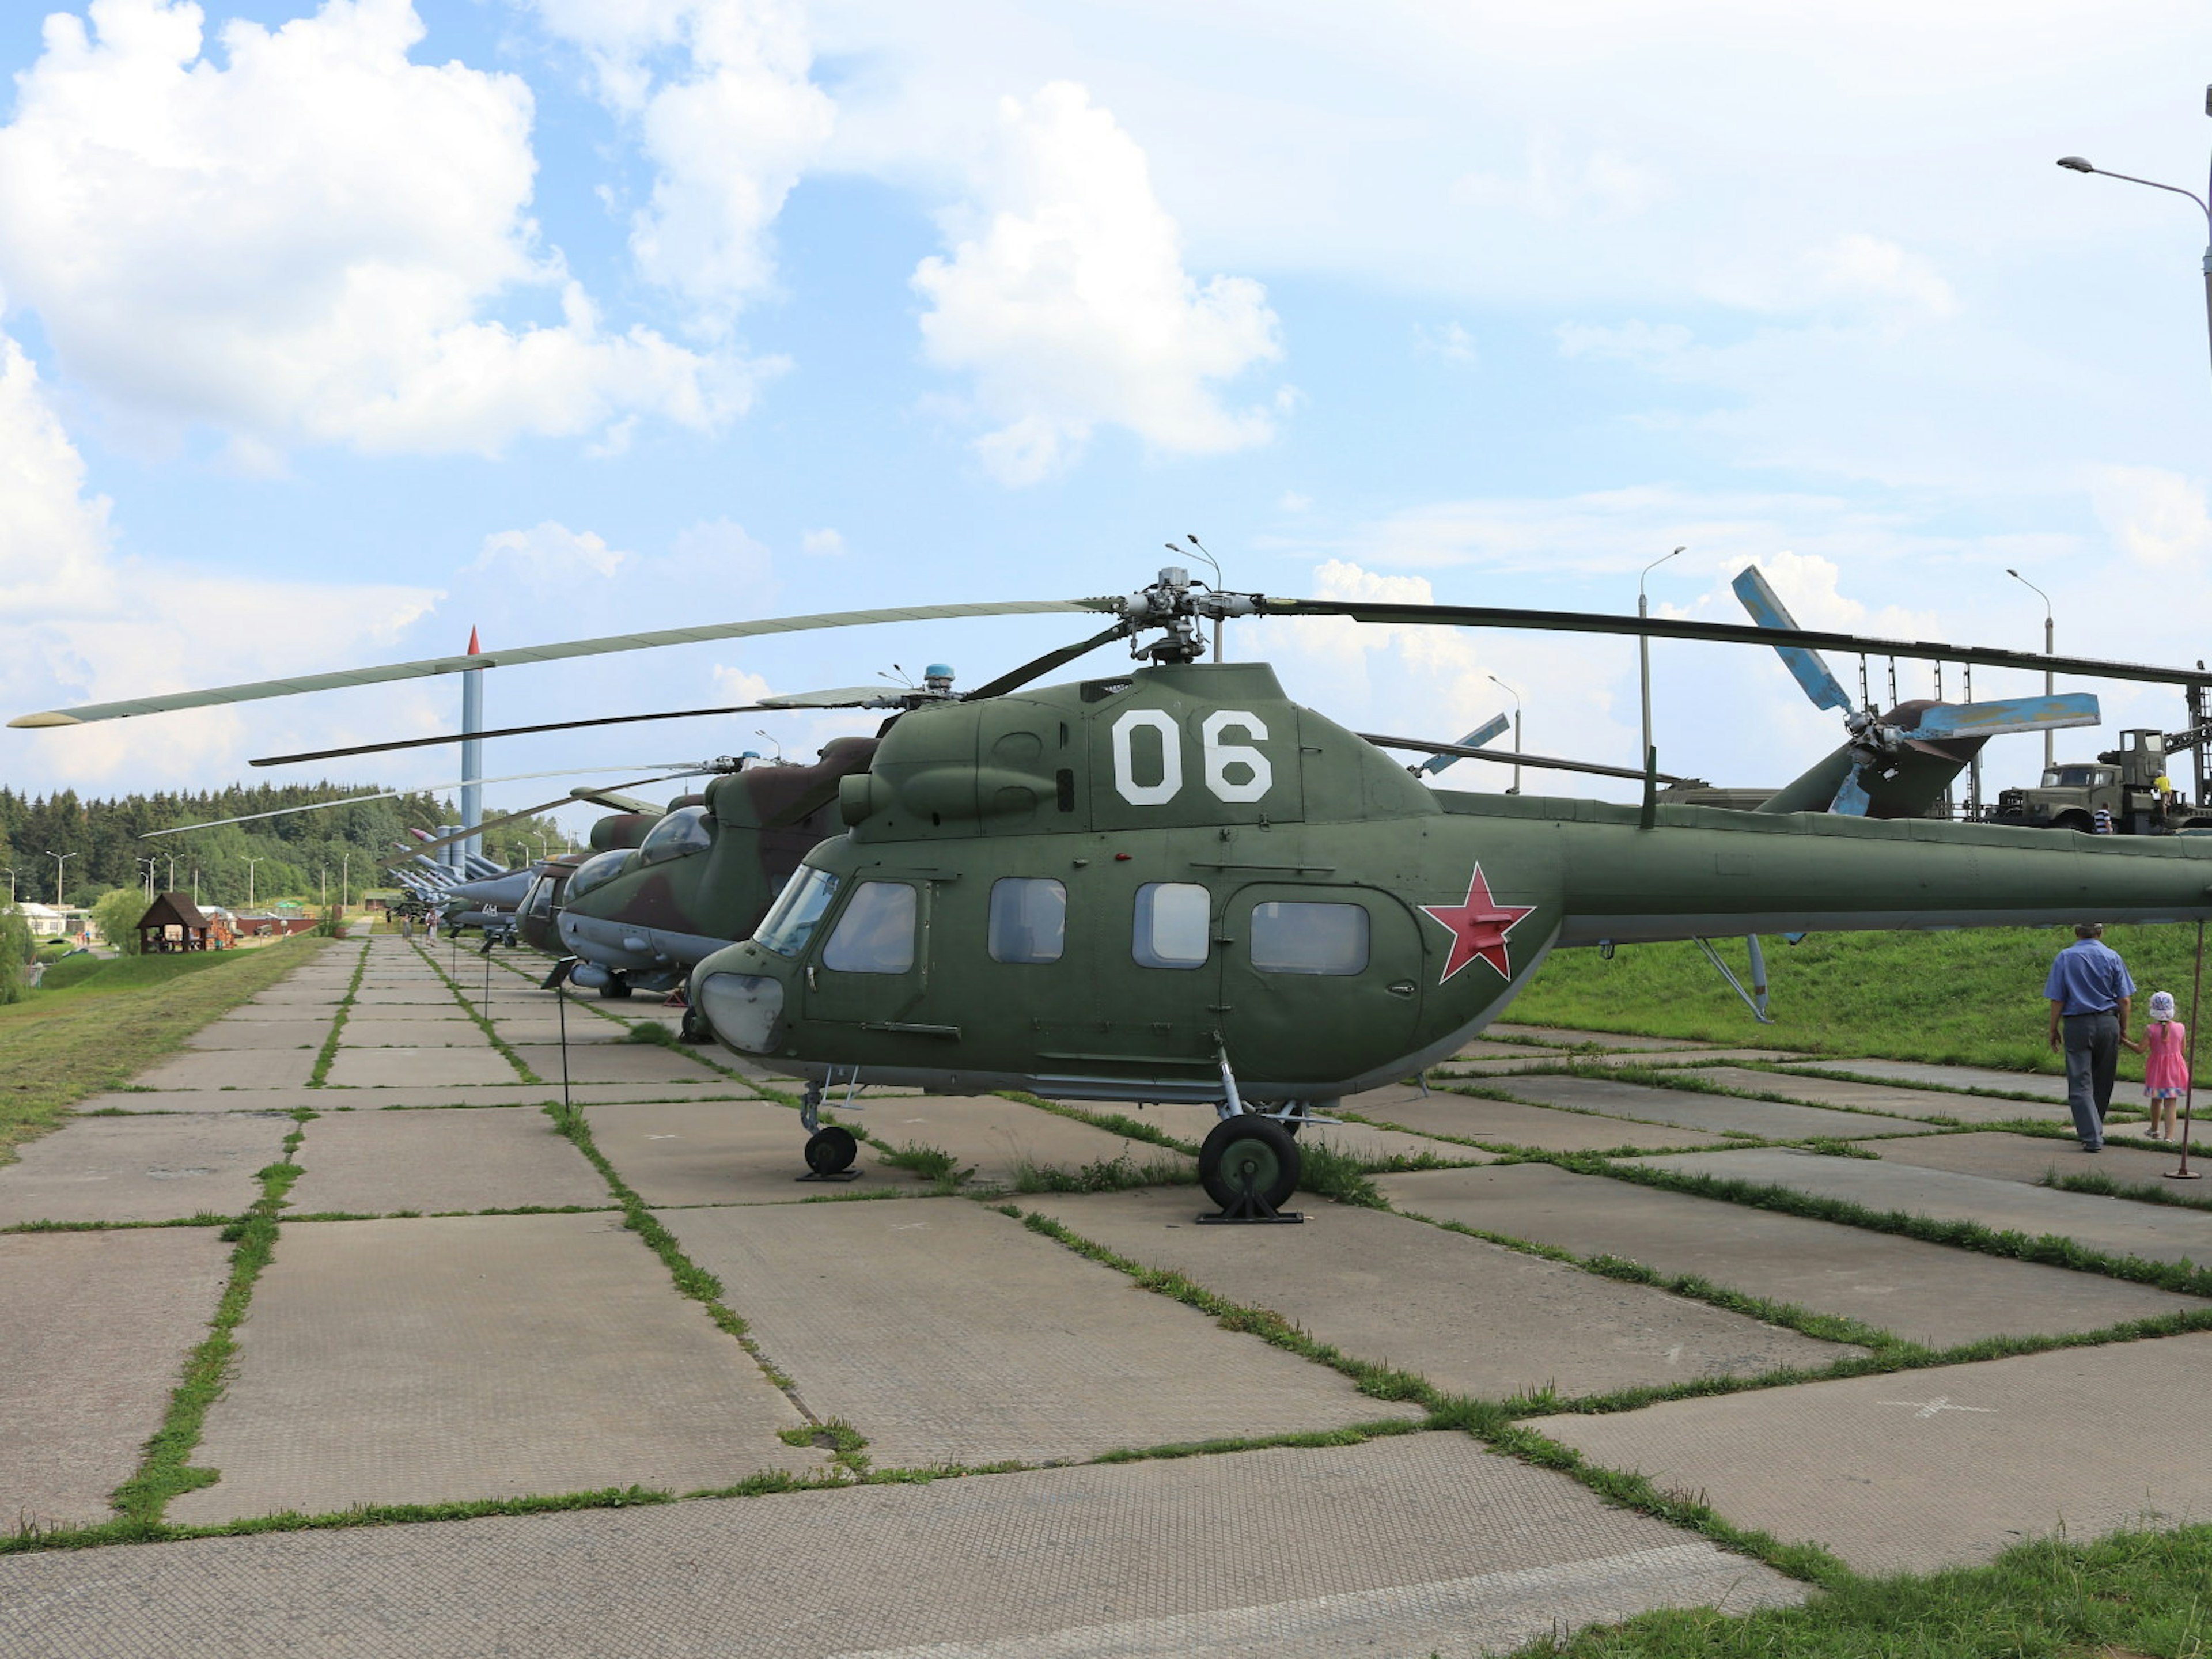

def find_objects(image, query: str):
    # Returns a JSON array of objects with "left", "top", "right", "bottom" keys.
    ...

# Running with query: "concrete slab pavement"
[
  {"left": 507, "top": 1043, "right": 720, "bottom": 1086},
  {"left": 1487, "top": 1025, "right": 1715, "bottom": 1051},
  {"left": 1024, "top": 1187, "right": 1855, "bottom": 1401},
  {"left": 1497, "top": 1075, "right": 1934, "bottom": 1141},
  {"left": 0, "top": 1113, "right": 290, "bottom": 1224},
  {"left": 1691, "top": 1066, "right": 2068, "bottom": 1126},
  {"left": 72, "top": 1082, "right": 758, "bottom": 1115},
  {"left": 169, "top": 1213, "right": 822, "bottom": 1524},
  {"left": 586, "top": 1098, "right": 861, "bottom": 1206},
  {"left": 183, "top": 1019, "right": 330, "bottom": 1052},
  {"left": 1535, "top": 1333, "right": 2212, "bottom": 1574},
  {"left": 1440, "top": 1049, "right": 1805, "bottom": 1077},
  {"left": 1353, "top": 1085, "right": 1740, "bottom": 1154},
  {"left": 0, "top": 1435, "right": 1805, "bottom": 1659},
  {"left": 287, "top": 1109, "right": 611, "bottom": 1215},
  {"left": 1378, "top": 1164, "right": 2203, "bottom": 1347},
  {"left": 1, "top": 1229, "right": 232, "bottom": 1531},
  {"left": 1781, "top": 1059, "right": 2070, "bottom": 1100},
  {"left": 662, "top": 1199, "right": 1421, "bottom": 1467},
  {"left": 1631, "top": 1146, "right": 2212, "bottom": 1267},
  {"left": 1866, "top": 1130, "right": 2192, "bottom": 1188},
  {"left": 864, "top": 1095, "right": 1179, "bottom": 1187},
  {"left": 128, "top": 1048, "right": 319, "bottom": 1091},
  {"left": 335, "top": 1019, "right": 493, "bottom": 1048},
  {"left": 323, "top": 1047, "right": 522, "bottom": 1088}
]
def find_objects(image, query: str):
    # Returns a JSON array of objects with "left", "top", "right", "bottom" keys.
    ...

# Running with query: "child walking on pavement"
[{"left": 2135, "top": 991, "right": 2190, "bottom": 1141}]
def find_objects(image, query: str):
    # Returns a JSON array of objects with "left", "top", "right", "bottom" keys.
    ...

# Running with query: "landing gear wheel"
[
  {"left": 597, "top": 975, "right": 634, "bottom": 1001},
  {"left": 678, "top": 1005, "right": 712, "bottom": 1044},
  {"left": 804, "top": 1126, "right": 858, "bottom": 1176},
  {"left": 1198, "top": 1114, "right": 1300, "bottom": 1213}
]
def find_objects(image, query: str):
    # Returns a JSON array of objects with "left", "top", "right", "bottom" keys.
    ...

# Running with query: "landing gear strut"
[{"left": 597, "top": 974, "right": 634, "bottom": 1001}]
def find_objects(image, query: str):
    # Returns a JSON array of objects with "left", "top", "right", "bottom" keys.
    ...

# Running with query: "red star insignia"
[{"left": 1420, "top": 864, "right": 1536, "bottom": 984}]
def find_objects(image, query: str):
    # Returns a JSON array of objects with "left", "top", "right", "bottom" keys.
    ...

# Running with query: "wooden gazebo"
[{"left": 137, "top": 892, "right": 212, "bottom": 953}]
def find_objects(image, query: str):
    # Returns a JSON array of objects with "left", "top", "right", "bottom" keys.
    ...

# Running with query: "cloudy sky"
[{"left": 5, "top": 0, "right": 2210, "bottom": 835}]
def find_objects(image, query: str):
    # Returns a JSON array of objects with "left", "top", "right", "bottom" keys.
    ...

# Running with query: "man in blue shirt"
[{"left": 2045, "top": 922, "right": 2135, "bottom": 1151}]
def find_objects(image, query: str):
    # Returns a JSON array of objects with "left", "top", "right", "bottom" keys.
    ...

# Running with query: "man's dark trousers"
[{"left": 2063, "top": 1010, "right": 2120, "bottom": 1147}]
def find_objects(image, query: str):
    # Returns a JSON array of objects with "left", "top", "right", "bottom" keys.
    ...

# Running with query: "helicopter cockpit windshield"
[
  {"left": 638, "top": 805, "right": 712, "bottom": 866},
  {"left": 756, "top": 866, "right": 840, "bottom": 957},
  {"left": 567, "top": 848, "right": 634, "bottom": 901}
]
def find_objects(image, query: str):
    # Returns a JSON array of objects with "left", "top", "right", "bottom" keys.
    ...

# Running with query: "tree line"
[{"left": 0, "top": 782, "right": 574, "bottom": 912}]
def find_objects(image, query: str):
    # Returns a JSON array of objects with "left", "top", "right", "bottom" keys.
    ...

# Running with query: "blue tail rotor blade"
[
  {"left": 1831, "top": 771, "right": 1874, "bottom": 815},
  {"left": 1910, "top": 693, "right": 2101, "bottom": 742},
  {"left": 1416, "top": 711, "right": 1512, "bottom": 775},
  {"left": 1732, "top": 567, "right": 1855, "bottom": 712}
]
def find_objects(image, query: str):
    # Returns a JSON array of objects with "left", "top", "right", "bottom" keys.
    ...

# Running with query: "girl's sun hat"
[{"left": 2151, "top": 991, "right": 2177, "bottom": 1020}]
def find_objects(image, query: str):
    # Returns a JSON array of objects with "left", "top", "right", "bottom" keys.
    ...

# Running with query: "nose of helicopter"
[{"left": 690, "top": 942, "right": 789, "bottom": 1054}]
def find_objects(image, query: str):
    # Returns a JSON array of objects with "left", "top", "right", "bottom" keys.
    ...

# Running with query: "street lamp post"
[
  {"left": 1638, "top": 546, "right": 1686, "bottom": 777},
  {"left": 2005, "top": 569, "right": 2056, "bottom": 771},
  {"left": 342, "top": 852, "right": 350, "bottom": 910},
  {"left": 1, "top": 868, "right": 16, "bottom": 905},
  {"left": 2058, "top": 106, "right": 2212, "bottom": 381},
  {"left": 1487, "top": 673, "right": 1524, "bottom": 794},
  {"left": 46, "top": 850, "right": 75, "bottom": 908},
  {"left": 243, "top": 855, "right": 265, "bottom": 910}
]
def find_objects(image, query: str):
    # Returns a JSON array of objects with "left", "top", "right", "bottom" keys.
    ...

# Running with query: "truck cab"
[{"left": 1996, "top": 729, "right": 2203, "bottom": 834}]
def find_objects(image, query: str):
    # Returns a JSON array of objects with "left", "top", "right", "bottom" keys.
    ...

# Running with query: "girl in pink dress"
[{"left": 2138, "top": 990, "right": 2191, "bottom": 1141}]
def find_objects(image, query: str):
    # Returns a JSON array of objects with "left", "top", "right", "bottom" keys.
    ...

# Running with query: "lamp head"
[{"left": 2056, "top": 156, "right": 2095, "bottom": 173}]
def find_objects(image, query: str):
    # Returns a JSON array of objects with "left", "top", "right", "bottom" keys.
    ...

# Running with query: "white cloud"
[
  {"left": 0, "top": 0, "right": 741, "bottom": 457},
  {"left": 1415, "top": 321, "right": 1478, "bottom": 365},
  {"left": 0, "top": 327, "right": 440, "bottom": 786},
  {"left": 531, "top": 1, "right": 835, "bottom": 335},
  {"left": 2092, "top": 465, "right": 2212, "bottom": 570},
  {"left": 470, "top": 522, "right": 632, "bottom": 593},
  {"left": 0, "top": 335, "right": 120, "bottom": 619},
  {"left": 801, "top": 527, "right": 846, "bottom": 556},
  {"left": 912, "top": 82, "right": 1283, "bottom": 486}
]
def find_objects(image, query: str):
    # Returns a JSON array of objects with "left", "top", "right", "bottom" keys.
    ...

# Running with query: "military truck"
[{"left": 1994, "top": 728, "right": 2212, "bottom": 835}]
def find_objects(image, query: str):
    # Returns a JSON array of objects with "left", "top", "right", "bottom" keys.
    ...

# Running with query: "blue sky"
[{"left": 4, "top": 0, "right": 2211, "bottom": 837}]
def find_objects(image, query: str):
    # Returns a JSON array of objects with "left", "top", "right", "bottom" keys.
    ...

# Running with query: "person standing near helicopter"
[{"left": 2046, "top": 922, "right": 2135, "bottom": 1151}]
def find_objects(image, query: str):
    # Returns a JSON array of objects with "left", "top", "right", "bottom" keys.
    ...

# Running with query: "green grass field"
[
  {"left": 1510, "top": 923, "right": 2209, "bottom": 1077},
  {"left": 0, "top": 935, "right": 332, "bottom": 1162}
]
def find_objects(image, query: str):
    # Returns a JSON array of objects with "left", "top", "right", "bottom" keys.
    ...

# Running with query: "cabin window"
[
  {"left": 822, "top": 881, "right": 917, "bottom": 974},
  {"left": 1132, "top": 882, "right": 1210, "bottom": 969},
  {"left": 988, "top": 878, "right": 1066, "bottom": 964},
  {"left": 756, "top": 866, "right": 840, "bottom": 957},
  {"left": 1250, "top": 902, "right": 1370, "bottom": 976},
  {"left": 638, "top": 805, "right": 712, "bottom": 866},
  {"left": 566, "top": 849, "right": 634, "bottom": 901},
  {"left": 522, "top": 877, "right": 554, "bottom": 921}
]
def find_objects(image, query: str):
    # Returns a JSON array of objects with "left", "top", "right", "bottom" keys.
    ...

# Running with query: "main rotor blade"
[
  {"left": 757, "top": 687, "right": 903, "bottom": 709},
  {"left": 1731, "top": 567, "right": 1854, "bottom": 713},
  {"left": 962, "top": 622, "right": 1132, "bottom": 702},
  {"left": 12, "top": 600, "right": 1109, "bottom": 728},
  {"left": 140, "top": 766, "right": 676, "bottom": 838},
  {"left": 1415, "top": 713, "right": 1511, "bottom": 776},
  {"left": 1264, "top": 598, "right": 2212, "bottom": 687},
  {"left": 252, "top": 703, "right": 789, "bottom": 767},
  {"left": 1359, "top": 734, "right": 1703, "bottom": 786},
  {"left": 1908, "top": 693, "right": 2101, "bottom": 742}
]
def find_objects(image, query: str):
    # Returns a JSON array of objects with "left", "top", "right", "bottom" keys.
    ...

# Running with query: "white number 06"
[{"left": 1111, "top": 709, "right": 1272, "bottom": 806}]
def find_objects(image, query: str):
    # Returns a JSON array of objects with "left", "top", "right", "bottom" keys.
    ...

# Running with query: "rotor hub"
[{"left": 1117, "top": 566, "right": 1259, "bottom": 664}]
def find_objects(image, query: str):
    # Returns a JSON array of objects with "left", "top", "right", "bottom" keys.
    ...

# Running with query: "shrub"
[
  {"left": 88, "top": 888, "right": 146, "bottom": 956},
  {"left": 0, "top": 906, "right": 31, "bottom": 1005}
]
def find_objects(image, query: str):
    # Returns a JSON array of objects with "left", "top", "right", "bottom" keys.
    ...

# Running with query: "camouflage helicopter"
[{"left": 23, "top": 566, "right": 2212, "bottom": 1211}]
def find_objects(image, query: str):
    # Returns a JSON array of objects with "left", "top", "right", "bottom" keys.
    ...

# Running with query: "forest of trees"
[{"left": 0, "top": 782, "right": 573, "bottom": 912}]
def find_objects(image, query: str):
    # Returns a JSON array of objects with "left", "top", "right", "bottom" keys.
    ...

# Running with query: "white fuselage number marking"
[{"left": 1112, "top": 709, "right": 1271, "bottom": 806}]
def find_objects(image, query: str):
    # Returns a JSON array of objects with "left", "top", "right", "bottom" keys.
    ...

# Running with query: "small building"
[
  {"left": 137, "top": 892, "right": 213, "bottom": 953},
  {"left": 17, "top": 902, "right": 92, "bottom": 940}
]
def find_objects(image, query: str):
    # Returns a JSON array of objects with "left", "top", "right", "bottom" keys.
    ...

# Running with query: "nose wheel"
[
  {"left": 804, "top": 1126, "right": 858, "bottom": 1176},
  {"left": 1196, "top": 1113, "right": 1302, "bottom": 1219}
]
